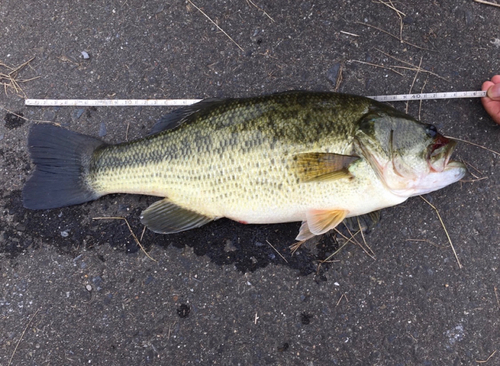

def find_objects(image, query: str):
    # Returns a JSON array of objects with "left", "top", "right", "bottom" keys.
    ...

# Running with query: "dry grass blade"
[
  {"left": 187, "top": 0, "right": 244, "bottom": 52},
  {"left": 266, "top": 240, "right": 288, "bottom": 263},
  {"left": 0, "top": 57, "right": 38, "bottom": 97},
  {"left": 418, "top": 75, "right": 429, "bottom": 120},
  {"left": 355, "top": 21, "right": 429, "bottom": 50},
  {"left": 445, "top": 136, "right": 500, "bottom": 157},
  {"left": 246, "top": 0, "right": 274, "bottom": 22},
  {"left": 375, "top": 48, "right": 448, "bottom": 81},
  {"left": 334, "top": 63, "right": 344, "bottom": 92},
  {"left": 357, "top": 217, "right": 375, "bottom": 257},
  {"left": 93, "top": 216, "right": 157, "bottom": 262},
  {"left": 8, "top": 308, "right": 41, "bottom": 366},
  {"left": 0, "top": 106, "right": 54, "bottom": 124},
  {"left": 374, "top": 0, "right": 405, "bottom": 42},
  {"left": 289, "top": 239, "right": 307, "bottom": 255},
  {"left": 350, "top": 60, "right": 404, "bottom": 76},
  {"left": 476, "top": 350, "right": 497, "bottom": 364},
  {"left": 474, "top": 0, "right": 500, "bottom": 8},
  {"left": 406, "top": 55, "right": 423, "bottom": 113},
  {"left": 336, "top": 293, "right": 349, "bottom": 306},
  {"left": 321, "top": 239, "right": 351, "bottom": 263},
  {"left": 406, "top": 238, "right": 447, "bottom": 249},
  {"left": 340, "top": 30, "right": 360, "bottom": 37},
  {"left": 419, "top": 196, "right": 462, "bottom": 268}
]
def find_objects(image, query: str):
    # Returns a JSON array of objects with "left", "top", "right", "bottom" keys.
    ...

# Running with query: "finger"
[
  {"left": 482, "top": 81, "right": 494, "bottom": 92},
  {"left": 487, "top": 83, "right": 500, "bottom": 100},
  {"left": 481, "top": 97, "right": 500, "bottom": 124},
  {"left": 491, "top": 75, "right": 500, "bottom": 84}
]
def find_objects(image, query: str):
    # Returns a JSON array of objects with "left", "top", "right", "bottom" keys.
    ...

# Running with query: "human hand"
[{"left": 481, "top": 75, "right": 500, "bottom": 125}]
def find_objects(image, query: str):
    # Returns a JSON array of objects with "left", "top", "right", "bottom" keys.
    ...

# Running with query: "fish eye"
[{"left": 425, "top": 124, "right": 438, "bottom": 138}]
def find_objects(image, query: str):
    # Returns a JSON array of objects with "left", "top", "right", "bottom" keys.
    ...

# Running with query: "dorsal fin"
[{"left": 149, "top": 98, "right": 224, "bottom": 135}]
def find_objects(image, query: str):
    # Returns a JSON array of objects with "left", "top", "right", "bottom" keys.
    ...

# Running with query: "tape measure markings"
[{"left": 25, "top": 91, "right": 487, "bottom": 107}]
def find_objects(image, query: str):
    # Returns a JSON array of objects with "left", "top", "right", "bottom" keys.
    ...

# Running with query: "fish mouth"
[{"left": 427, "top": 134, "right": 457, "bottom": 172}]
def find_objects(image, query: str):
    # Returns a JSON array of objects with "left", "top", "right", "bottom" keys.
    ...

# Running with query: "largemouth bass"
[{"left": 23, "top": 91, "right": 466, "bottom": 240}]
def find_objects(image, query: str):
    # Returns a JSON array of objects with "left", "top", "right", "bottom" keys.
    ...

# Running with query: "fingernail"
[{"left": 488, "top": 83, "right": 500, "bottom": 99}]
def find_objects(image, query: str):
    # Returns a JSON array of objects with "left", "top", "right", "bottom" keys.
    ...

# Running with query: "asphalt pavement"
[{"left": 1, "top": 1, "right": 499, "bottom": 365}]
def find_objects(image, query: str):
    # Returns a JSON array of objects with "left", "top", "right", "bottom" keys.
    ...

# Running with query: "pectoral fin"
[
  {"left": 140, "top": 198, "right": 215, "bottom": 234},
  {"left": 293, "top": 152, "right": 359, "bottom": 182}
]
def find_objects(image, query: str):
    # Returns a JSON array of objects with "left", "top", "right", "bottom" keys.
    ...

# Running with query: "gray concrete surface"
[{"left": 1, "top": 1, "right": 499, "bottom": 365}]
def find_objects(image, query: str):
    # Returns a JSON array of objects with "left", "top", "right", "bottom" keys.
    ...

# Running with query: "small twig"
[
  {"left": 266, "top": 240, "right": 288, "bottom": 263},
  {"left": 476, "top": 350, "right": 497, "bottom": 364},
  {"left": 187, "top": 0, "right": 244, "bottom": 52},
  {"left": 495, "top": 287, "right": 499, "bottom": 310},
  {"left": 445, "top": 136, "right": 500, "bottom": 157},
  {"left": 8, "top": 308, "right": 41, "bottom": 366},
  {"left": 419, "top": 196, "right": 462, "bottom": 268},
  {"left": 93, "top": 216, "right": 157, "bottom": 262},
  {"left": 474, "top": 0, "right": 500, "bottom": 8}
]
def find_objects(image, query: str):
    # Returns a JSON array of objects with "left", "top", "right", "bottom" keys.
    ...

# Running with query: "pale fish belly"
[{"left": 159, "top": 154, "right": 408, "bottom": 225}]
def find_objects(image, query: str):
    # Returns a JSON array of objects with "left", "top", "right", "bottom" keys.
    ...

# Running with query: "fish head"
[{"left": 355, "top": 107, "right": 466, "bottom": 197}]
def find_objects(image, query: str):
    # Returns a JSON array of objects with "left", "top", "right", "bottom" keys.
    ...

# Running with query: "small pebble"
[
  {"left": 85, "top": 284, "right": 92, "bottom": 291},
  {"left": 81, "top": 51, "right": 90, "bottom": 59},
  {"left": 60, "top": 230, "right": 69, "bottom": 238}
]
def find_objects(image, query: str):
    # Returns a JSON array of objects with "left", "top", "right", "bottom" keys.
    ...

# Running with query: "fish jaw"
[{"left": 406, "top": 160, "right": 466, "bottom": 197}]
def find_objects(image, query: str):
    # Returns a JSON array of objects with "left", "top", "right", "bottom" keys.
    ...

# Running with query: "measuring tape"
[{"left": 25, "top": 90, "right": 487, "bottom": 107}]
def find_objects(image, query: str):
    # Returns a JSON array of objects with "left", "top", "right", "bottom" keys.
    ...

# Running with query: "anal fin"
[{"left": 140, "top": 198, "right": 215, "bottom": 234}]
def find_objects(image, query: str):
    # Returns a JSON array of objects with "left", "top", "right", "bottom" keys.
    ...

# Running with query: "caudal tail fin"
[{"left": 23, "top": 124, "right": 106, "bottom": 209}]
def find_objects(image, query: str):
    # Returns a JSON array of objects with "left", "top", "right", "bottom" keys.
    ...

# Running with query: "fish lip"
[{"left": 427, "top": 135, "right": 457, "bottom": 172}]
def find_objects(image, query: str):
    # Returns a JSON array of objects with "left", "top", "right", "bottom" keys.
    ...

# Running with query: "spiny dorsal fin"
[
  {"left": 140, "top": 198, "right": 215, "bottom": 234},
  {"left": 149, "top": 98, "right": 224, "bottom": 135},
  {"left": 292, "top": 152, "right": 359, "bottom": 182}
]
